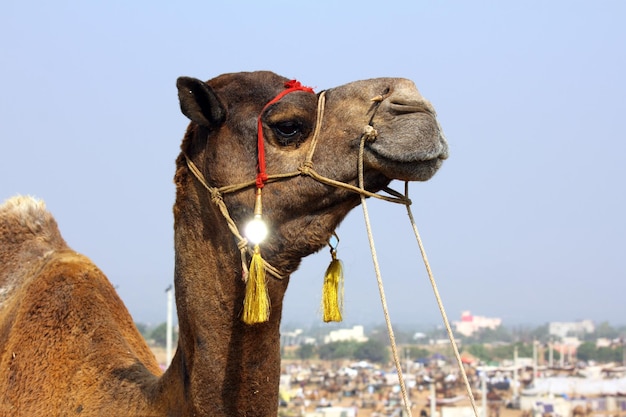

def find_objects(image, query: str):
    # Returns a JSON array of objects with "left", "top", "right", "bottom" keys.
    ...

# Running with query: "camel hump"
[
  {"left": 0, "top": 196, "right": 59, "bottom": 238},
  {"left": 0, "top": 195, "right": 69, "bottom": 306}
]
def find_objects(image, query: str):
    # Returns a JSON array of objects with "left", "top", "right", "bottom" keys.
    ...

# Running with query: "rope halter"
[
  {"left": 184, "top": 79, "right": 416, "bottom": 325},
  {"left": 184, "top": 78, "right": 477, "bottom": 417},
  {"left": 184, "top": 79, "right": 412, "bottom": 281}
]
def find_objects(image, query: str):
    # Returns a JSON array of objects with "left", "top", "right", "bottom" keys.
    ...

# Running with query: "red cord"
[{"left": 256, "top": 80, "right": 315, "bottom": 189}]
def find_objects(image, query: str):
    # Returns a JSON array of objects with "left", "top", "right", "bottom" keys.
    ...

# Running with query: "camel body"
[{"left": 0, "top": 71, "right": 448, "bottom": 416}]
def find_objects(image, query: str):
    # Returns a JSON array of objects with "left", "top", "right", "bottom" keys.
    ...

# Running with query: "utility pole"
[
  {"left": 532, "top": 340, "right": 538, "bottom": 384},
  {"left": 549, "top": 338, "right": 553, "bottom": 368},
  {"left": 481, "top": 373, "right": 487, "bottom": 417},
  {"left": 430, "top": 382, "right": 436, "bottom": 417},
  {"left": 622, "top": 336, "right": 625, "bottom": 367},
  {"left": 513, "top": 346, "right": 519, "bottom": 400},
  {"left": 165, "top": 284, "right": 174, "bottom": 365}
]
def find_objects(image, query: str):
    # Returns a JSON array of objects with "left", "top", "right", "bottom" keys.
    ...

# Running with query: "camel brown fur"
[{"left": 0, "top": 71, "right": 448, "bottom": 416}]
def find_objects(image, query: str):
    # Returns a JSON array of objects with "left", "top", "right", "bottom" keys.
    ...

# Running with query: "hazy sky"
[{"left": 1, "top": 1, "right": 624, "bottom": 329}]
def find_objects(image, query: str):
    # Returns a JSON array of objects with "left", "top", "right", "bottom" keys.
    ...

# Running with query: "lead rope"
[
  {"left": 403, "top": 181, "right": 480, "bottom": 417},
  {"left": 357, "top": 135, "right": 413, "bottom": 417},
  {"left": 357, "top": 135, "right": 479, "bottom": 417}
]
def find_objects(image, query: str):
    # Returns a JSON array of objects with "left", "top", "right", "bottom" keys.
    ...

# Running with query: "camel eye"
[
  {"left": 273, "top": 121, "right": 301, "bottom": 139},
  {"left": 272, "top": 121, "right": 308, "bottom": 147}
]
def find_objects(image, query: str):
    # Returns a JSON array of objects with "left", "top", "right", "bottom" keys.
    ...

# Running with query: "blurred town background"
[{"left": 139, "top": 311, "right": 626, "bottom": 417}]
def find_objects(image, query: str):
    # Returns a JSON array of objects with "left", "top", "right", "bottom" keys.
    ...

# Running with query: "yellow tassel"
[
  {"left": 322, "top": 249, "right": 344, "bottom": 322},
  {"left": 242, "top": 245, "right": 270, "bottom": 324}
]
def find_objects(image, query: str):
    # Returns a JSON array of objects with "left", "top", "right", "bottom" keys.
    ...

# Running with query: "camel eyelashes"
[
  {"left": 273, "top": 121, "right": 300, "bottom": 137},
  {"left": 271, "top": 121, "right": 304, "bottom": 146}
]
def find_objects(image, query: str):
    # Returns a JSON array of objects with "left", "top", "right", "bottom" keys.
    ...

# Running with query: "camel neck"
[{"left": 162, "top": 179, "right": 289, "bottom": 416}]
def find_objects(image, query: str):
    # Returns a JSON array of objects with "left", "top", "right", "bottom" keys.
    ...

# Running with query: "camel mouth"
[
  {"left": 364, "top": 145, "right": 448, "bottom": 182},
  {"left": 364, "top": 110, "right": 449, "bottom": 182}
]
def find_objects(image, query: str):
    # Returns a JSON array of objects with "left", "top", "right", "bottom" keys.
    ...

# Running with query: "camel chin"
[
  {"left": 365, "top": 150, "right": 447, "bottom": 182},
  {"left": 364, "top": 124, "right": 449, "bottom": 182}
]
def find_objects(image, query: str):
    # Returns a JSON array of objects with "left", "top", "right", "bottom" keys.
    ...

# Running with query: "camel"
[
  {"left": 0, "top": 70, "right": 448, "bottom": 416},
  {"left": 571, "top": 403, "right": 593, "bottom": 417},
  {"left": 486, "top": 389, "right": 503, "bottom": 417}
]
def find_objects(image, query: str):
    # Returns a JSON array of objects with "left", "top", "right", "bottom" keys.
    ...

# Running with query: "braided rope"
[
  {"left": 403, "top": 182, "right": 480, "bottom": 417},
  {"left": 357, "top": 135, "right": 413, "bottom": 417}
]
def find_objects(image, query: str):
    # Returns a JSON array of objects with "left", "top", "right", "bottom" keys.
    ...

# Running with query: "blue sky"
[{"left": 1, "top": 1, "right": 624, "bottom": 329}]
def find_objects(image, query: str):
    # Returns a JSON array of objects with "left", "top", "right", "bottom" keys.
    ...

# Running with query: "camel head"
[{"left": 176, "top": 71, "right": 448, "bottom": 276}]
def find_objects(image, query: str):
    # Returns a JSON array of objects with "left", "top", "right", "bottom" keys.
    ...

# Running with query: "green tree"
[
  {"left": 597, "top": 346, "right": 622, "bottom": 362},
  {"left": 150, "top": 322, "right": 178, "bottom": 347},
  {"left": 528, "top": 324, "right": 551, "bottom": 343},
  {"left": 490, "top": 344, "right": 514, "bottom": 360},
  {"left": 463, "top": 326, "right": 513, "bottom": 345},
  {"left": 593, "top": 322, "right": 619, "bottom": 339},
  {"left": 318, "top": 341, "right": 358, "bottom": 360},
  {"left": 368, "top": 326, "right": 390, "bottom": 344},
  {"left": 573, "top": 342, "right": 622, "bottom": 363},
  {"left": 577, "top": 342, "right": 597, "bottom": 362},
  {"left": 463, "top": 341, "right": 540, "bottom": 363},
  {"left": 407, "top": 346, "right": 430, "bottom": 360},
  {"left": 151, "top": 323, "right": 168, "bottom": 346},
  {"left": 297, "top": 343, "right": 316, "bottom": 360},
  {"left": 515, "top": 342, "right": 534, "bottom": 358},
  {"left": 354, "top": 339, "right": 389, "bottom": 363},
  {"left": 135, "top": 322, "right": 150, "bottom": 339},
  {"left": 466, "top": 344, "right": 490, "bottom": 362}
]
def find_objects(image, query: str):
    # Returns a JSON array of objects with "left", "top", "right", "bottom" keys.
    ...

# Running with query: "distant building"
[
  {"left": 550, "top": 337, "right": 581, "bottom": 364},
  {"left": 281, "top": 329, "right": 316, "bottom": 347},
  {"left": 548, "top": 320, "right": 594, "bottom": 339},
  {"left": 281, "top": 329, "right": 304, "bottom": 346},
  {"left": 453, "top": 311, "right": 502, "bottom": 337},
  {"left": 324, "top": 325, "right": 368, "bottom": 344}
]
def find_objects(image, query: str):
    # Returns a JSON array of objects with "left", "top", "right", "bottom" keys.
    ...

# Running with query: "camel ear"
[{"left": 177, "top": 77, "right": 226, "bottom": 127}]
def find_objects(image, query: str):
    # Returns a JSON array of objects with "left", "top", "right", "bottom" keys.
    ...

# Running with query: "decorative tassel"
[
  {"left": 322, "top": 247, "right": 344, "bottom": 322},
  {"left": 242, "top": 244, "right": 270, "bottom": 324}
]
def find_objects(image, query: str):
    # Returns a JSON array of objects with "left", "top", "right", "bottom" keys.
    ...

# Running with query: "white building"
[
  {"left": 548, "top": 320, "right": 594, "bottom": 339},
  {"left": 323, "top": 325, "right": 368, "bottom": 344},
  {"left": 281, "top": 329, "right": 316, "bottom": 346},
  {"left": 453, "top": 311, "right": 502, "bottom": 337}
]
